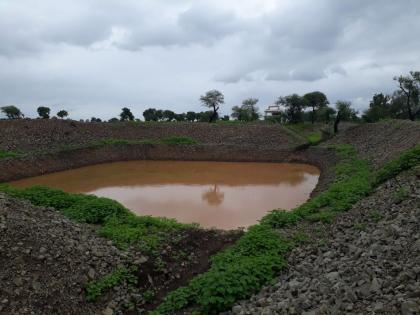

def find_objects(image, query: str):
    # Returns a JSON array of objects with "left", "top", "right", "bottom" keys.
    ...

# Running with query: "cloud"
[{"left": 0, "top": 0, "right": 420, "bottom": 119}]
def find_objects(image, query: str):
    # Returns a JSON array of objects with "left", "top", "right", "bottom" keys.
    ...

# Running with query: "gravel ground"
[
  {"left": 0, "top": 193, "right": 137, "bottom": 315},
  {"left": 226, "top": 170, "right": 420, "bottom": 315}
]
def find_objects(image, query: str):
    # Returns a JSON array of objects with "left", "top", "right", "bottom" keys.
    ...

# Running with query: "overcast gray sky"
[{"left": 1, "top": 0, "right": 419, "bottom": 120}]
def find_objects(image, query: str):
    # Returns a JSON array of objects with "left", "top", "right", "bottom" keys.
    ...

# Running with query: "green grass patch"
[
  {"left": 307, "top": 131, "right": 323, "bottom": 145},
  {"left": 152, "top": 225, "right": 291, "bottom": 315},
  {"left": 86, "top": 267, "right": 137, "bottom": 302},
  {"left": 0, "top": 150, "right": 24, "bottom": 159},
  {"left": 58, "top": 136, "right": 199, "bottom": 153},
  {"left": 0, "top": 185, "right": 189, "bottom": 252},
  {"left": 374, "top": 145, "right": 420, "bottom": 185}
]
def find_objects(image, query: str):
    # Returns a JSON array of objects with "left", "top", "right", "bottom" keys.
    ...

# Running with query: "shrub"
[{"left": 86, "top": 267, "right": 137, "bottom": 302}]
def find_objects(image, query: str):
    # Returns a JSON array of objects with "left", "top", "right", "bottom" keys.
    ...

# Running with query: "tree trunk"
[
  {"left": 334, "top": 111, "right": 341, "bottom": 134},
  {"left": 407, "top": 97, "right": 414, "bottom": 121},
  {"left": 209, "top": 105, "right": 217, "bottom": 123},
  {"left": 311, "top": 106, "right": 315, "bottom": 124}
]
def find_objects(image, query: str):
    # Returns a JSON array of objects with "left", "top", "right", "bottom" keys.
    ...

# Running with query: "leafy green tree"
[
  {"left": 303, "top": 91, "right": 329, "bottom": 124},
  {"left": 197, "top": 111, "right": 217, "bottom": 122},
  {"left": 393, "top": 71, "right": 420, "bottom": 121},
  {"left": 120, "top": 107, "right": 135, "bottom": 121},
  {"left": 276, "top": 94, "right": 305, "bottom": 123},
  {"left": 37, "top": 106, "right": 50, "bottom": 119},
  {"left": 57, "top": 110, "right": 68, "bottom": 119},
  {"left": 163, "top": 110, "right": 176, "bottom": 121},
  {"left": 362, "top": 93, "right": 391, "bottom": 122},
  {"left": 174, "top": 113, "right": 186, "bottom": 122},
  {"left": 232, "top": 98, "right": 260, "bottom": 121},
  {"left": 317, "top": 106, "right": 336, "bottom": 124},
  {"left": 108, "top": 117, "right": 119, "bottom": 123},
  {"left": 156, "top": 109, "right": 164, "bottom": 121},
  {"left": 200, "top": 90, "right": 224, "bottom": 122},
  {"left": 221, "top": 115, "right": 230, "bottom": 121},
  {"left": 143, "top": 108, "right": 158, "bottom": 121},
  {"left": 335, "top": 101, "right": 358, "bottom": 121},
  {"left": 186, "top": 111, "right": 197, "bottom": 122},
  {"left": 1, "top": 105, "right": 23, "bottom": 119},
  {"left": 90, "top": 117, "right": 102, "bottom": 122}
]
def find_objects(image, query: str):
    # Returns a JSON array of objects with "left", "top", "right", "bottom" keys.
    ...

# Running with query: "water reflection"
[
  {"left": 10, "top": 161, "right": 320, "bottom": 229},
  {"left": 202, "top": 185, "right": 225, "bottom": 206}
]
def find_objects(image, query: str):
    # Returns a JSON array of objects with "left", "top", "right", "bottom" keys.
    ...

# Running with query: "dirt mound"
[
  {"left": 0, "top": 193, "right": 130, "bottom": 315},
  {"left": 327, "top": 120, "right": 420, "bottom": 169},
  {"left": 0, "top": 119, "right": 303, "bottom": 153}
]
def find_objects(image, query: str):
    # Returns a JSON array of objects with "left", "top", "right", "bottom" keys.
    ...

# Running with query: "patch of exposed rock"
[
  {"left": 226, "top": 170, "right": 420, "bottom": 315},
  {"left": 0, "top": 193, "right": 134, "bottom": 315}
]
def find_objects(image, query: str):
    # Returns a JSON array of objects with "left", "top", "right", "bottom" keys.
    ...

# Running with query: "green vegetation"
[
  {"left": 86, "top": 267, "right": 137, "bottom": 302},
  {"left": 307, "top": 131, "right": 323, "bottom": 145},
  {"left": 152, "top": 225, "right": 291, "bottom": 315},
  {"left": 0, "top": 150, "right": 23, "bottom": 159},
  {"left": 374, "top": 145, "right": 420, "bottom": 185},
  {"left": 393, "top": 187, "right": 409, "bottom": 203},
  {"left": 81, "top": 136, "right": 197, "bottom": 149},
  {"left": 0, "top": 185, "right": 189, "bottom": 252},
  {"left": 262, "top": 145, "right": 372, "bottom": 228},
  {"left": 54, "top": 136, "right": 199, "bottom": 155}
]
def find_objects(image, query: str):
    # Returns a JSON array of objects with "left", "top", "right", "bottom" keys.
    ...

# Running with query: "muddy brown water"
[{"left": 10, "top": 161, "right": 320, "bottom": 229}]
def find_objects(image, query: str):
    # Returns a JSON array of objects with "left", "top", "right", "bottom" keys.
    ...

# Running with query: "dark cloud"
[{"left": 0, "top": 0, "right": 419, "bottom": 119}]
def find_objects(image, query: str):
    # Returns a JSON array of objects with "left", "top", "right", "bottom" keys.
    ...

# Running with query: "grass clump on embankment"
[
  {"left": 0, "top": 185, "right": 189, "bottom": 252},
  {"left": 151, "top": 144, "right": 420, "bottom": 314},
  {"left": 0, "top": 150, "right": 24, "bottom": 159},
  {"left": 62, "top": 136, "right": 198, "bottom": 152},
  {"left": 86, "top": 267, "right": 137, "bottom": 302}
]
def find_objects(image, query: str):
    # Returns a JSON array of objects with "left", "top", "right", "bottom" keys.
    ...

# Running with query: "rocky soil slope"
[
  {"left": 0, "top": 120, "right": 303, "bottom": 153},
  {"left": 227, "top": 170, "right": 420, "bottom": 315},
  {"left": 0, "top": 193, "right": 133, "bottom": 315},
  {"left": 327, "top": 120, "right": 420, "bottom": 168}
]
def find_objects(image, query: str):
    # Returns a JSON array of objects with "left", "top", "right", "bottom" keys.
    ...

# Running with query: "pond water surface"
[{"left": 10, "top": 161, "right": 320, "bottom": 229}]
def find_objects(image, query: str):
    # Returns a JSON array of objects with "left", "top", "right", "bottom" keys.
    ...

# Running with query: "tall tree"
[
  {"left": 186, "top": 111, "right": 197, "bottom": 122},
  {"left": 303, "top": 91, "right": 329, "bottom": 124},
  {"left": 362, "top": 93, "right": 391, "bottom": 122},
  {"left": 1, "top": 105, "right": 23, "bottom": 119},
  {"left": 163, "top": 110, "right": 176, "bottom": 121},
  {"left": 335, "top": 101, "right": 358, "bottom": 121},
  {"left": 120, "top": 107, "right": 134, "bottom": 121},
  {"left": 393, "top": 71, "right": 420, "bottom": 121},
  {"left": 143, "top": 108, "right": 158, "bottom": 121},
  {"left": 57, "top": 110, "right": 69, "bottom": 119},
  {"left": 37, "top": 106, "right": 50, "bottom": 119},
  {"left": 276, "top": 94, "right": 305, "bottom": 123},
  {"left": 231, "top": 98, "right": 260, "bottom": 121},
  {"left": 200, "top": 90, "right": 224, "bottom": 123}
]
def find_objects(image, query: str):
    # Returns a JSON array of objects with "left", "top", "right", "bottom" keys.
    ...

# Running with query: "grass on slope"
[
  {"left": 0, "top": 185, "right": 190, "bottom": 253},
  {"left": 0, "top": 150, "right": 24, "bottom": 159}
]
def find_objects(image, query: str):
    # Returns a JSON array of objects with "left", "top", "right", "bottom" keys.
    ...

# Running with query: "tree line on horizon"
[{"left": 1, "top": 71, "right": 419, "bottom": 123}]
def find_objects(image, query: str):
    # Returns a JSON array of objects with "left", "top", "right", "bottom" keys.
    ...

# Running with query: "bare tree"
[{"left": 200, "top": 90, "right": 224, "bottom": 123}]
